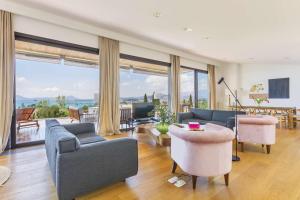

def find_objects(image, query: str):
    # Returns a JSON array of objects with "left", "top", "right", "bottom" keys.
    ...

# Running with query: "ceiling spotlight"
[
  {"left": 153, "top": 11, "right": 161, "bottom": 18},
  {"left": 184, "top": 27, "right": 193, "bottom": 32}
]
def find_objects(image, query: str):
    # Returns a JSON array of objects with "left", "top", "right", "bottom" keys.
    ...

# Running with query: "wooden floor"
[{"left": 1, "top": 127, "right": 300, "bottom": 200}]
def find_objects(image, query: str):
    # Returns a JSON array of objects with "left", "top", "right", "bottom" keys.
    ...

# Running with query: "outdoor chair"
[
  {"left": 16, "top": 107, "right": 39, "bottom": 131},
  {"left": 68, "top": 107, "right": 98, "bottom": 123},
  {"left": 120, "top": 107, "right": 133, "bottom": 130}
]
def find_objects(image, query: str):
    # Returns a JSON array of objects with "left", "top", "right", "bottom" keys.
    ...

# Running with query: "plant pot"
[{"left": 158, "top": 133, "right": 171, "bottom": 146}]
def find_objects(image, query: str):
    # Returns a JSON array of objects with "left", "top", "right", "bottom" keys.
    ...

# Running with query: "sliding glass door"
[
  {"left": 180, "top": 68, "right": 195, "bottom": 111},
  {"left": 119, "top": 56, "right": 170, "bottom": 108},
  {"left": 196, "top": 71, "right": 209, "bottom": 109},
  {"left": 13, "top": 36, "right": 99, "bottom": 146},
  {"left": 180, "top": 67, "right": 209, "bottom": 111}
]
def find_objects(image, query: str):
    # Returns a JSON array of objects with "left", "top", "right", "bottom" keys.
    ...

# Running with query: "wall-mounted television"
[
  {"left": 268, "top": 78, "right": 289, "bottom": 99},
  {"left": 132, "top": 102, "right": 154, "bottom": 120}
]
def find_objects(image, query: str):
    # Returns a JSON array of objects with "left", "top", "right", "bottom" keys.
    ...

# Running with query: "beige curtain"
[
  {"left": 170, "top": 55, "right": 181, "bottom": 114},
  {"left": 208, "top": 64, "right": 217, "bottom": 109},
  {"left": 0, "top": 11, "right": 14, "bottom": 153},
  {"left": 98, "top": 37, "right": 120, "bottom": 136}
]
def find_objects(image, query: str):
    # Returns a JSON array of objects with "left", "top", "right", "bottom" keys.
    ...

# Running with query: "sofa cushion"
[
  {"left": 212, "top": 110, "right": 236, "bottom": 123},
  {"left": 191, "top": 109, "right": 213, "bottom": 121},
  {"left": 77, "top": 133, "right": 105, "bottom": 145},
  {"left": 45, "top": 119, "right": 61, "bottom": 128},
  {"left": 63, "top": 123, "right": 95, "bottom": 135},
  {"left": 51, "top": 126, "right": 80, "bottom": 154},
  {"left": 210, "top": 121, "right": 226, "bottom": 127}
]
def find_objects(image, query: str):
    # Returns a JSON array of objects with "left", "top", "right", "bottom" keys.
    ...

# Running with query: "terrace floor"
[
  {"left": 16, "top": 118, "right": 75, "bottom": 144},
  {"left": 16, "top": 118, "right": 130, "bottom": 144}
]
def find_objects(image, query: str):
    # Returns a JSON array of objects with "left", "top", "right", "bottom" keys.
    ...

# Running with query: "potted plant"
[{"left": 153, "top": 104, "right": 175, "bottom": 146}]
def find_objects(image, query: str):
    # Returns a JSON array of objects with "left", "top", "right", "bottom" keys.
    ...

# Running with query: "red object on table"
[{"left": 188, "top": 122, "right": 200, "bottom": 130}]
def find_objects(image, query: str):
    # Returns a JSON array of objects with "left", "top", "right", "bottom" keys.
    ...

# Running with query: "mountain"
[
  {"left": 16, "top": 95, "right": 30, "bottom": 100},
  {"left": 16, "top": 95, "right": 87, "bottom": 101}
]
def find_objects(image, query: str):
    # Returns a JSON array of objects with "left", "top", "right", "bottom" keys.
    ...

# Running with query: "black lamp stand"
[{"left": 218, "top": 78, "right": 243, "bottom": 162}]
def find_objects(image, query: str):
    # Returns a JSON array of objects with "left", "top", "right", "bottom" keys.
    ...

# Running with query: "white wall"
[
  {"left": 215, "top": 63, "right": 240, "bottom": 109},
  {"left": 238, "top": 64, "right": 300, "bottom": 108},
  {"left": 14, "top": 15, "right": 99, "bottom": 48}
]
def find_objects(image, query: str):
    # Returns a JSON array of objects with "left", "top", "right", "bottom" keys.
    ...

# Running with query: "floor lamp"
[{"left": 218, "top": 77, "right": 243, "bottom": 162}]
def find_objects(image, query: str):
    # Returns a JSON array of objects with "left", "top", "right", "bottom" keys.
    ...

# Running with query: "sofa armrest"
[
  {"left": 56, "top": 138, "right": 138, "bottom": 200},
  {"left": 62, "top": 123, "right": 95, "bottom": 135},
  {"left": 226, "top": 117, "right": 236, "bottom": 130},
  {"left": 177, "top": 112, "right": 194, "bottom": 123}
]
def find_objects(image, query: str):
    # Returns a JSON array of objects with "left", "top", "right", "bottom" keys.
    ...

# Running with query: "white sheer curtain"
[
  {"left": 98, "top": 37, "right": 120, "bottom": 136},
  {"left": 208, "top": 64, "right": 216, "bottom": 109},
  {"left": 170, "top": 55, "right": 181, "bottom": 114}
]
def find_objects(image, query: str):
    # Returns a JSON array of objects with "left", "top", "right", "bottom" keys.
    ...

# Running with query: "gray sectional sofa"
[
  {"left": 45, "top": 120, "right": 138, "bottom": 200},
  {"left": 177, "top": 108, "right": 246, "bottom": 130}
]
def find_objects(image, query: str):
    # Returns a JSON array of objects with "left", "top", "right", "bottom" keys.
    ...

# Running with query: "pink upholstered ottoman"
[
  {"left": 169, "top": 123, "right": 235, "bottom": 189},
  {"left": 237, "top": 115, "right": 278, "bottom": 154}
]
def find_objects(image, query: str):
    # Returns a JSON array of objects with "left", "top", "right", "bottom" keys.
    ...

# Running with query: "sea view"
[{"left": 16, "top": 98, "right": 97, "bottom": 109}]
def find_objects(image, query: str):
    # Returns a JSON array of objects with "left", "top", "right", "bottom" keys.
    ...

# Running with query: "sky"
[
  {"left": 16, "top": 59, "right": 99, "bottom": 99},
  {"left": 16, "top": 59, "right": 208, "bottom": 100},
  {"left": 120, "top": 68, "right": 168, "bottom": 98}
]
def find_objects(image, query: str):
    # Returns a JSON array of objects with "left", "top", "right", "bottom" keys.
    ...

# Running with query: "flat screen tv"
[
  {"left": 268, "top": 78, "right": 289, "bottom": 99},
  {"left": 132, "top": 102, "right": 154, "bottom": 120}
]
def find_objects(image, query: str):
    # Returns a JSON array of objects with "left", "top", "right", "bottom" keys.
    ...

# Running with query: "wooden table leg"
[{"left": 288, "top": 111, "right": 294, "bottom": 129}]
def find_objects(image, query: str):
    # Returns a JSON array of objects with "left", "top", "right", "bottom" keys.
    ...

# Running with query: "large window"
[
  {"left": 180, "top": 68, "right": 195, "bottom": 110},
  {"left": 14, "top": 38, "right": 99, "bottom": 145},
  {"left": 120, "top": 57, "right": 169, "bottom": 108},
  {"left": 197, "top": 71, "right": 209, "bottom": 109},
  {"left": 180, "top": 67, "right": 209, "bottom": 111}
]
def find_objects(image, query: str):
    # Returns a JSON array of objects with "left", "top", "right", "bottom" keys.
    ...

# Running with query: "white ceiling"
[{"left": 8, "top": 0, "right": 300, "bottom": 64}]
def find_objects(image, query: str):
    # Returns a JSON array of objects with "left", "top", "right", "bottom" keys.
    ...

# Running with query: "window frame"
[{"left": 11, "top": 33, "right": 100, "bottom": 148}]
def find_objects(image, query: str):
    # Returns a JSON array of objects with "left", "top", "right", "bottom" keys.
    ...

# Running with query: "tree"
[
  {"left": 82, "top": 105, "right": 89, "bottom": 113},
  {"left": 183, "top": 99, "right": 186, "bottom": 104},
  {"left": 152, "top": 92, "right": 155, "bottom": 102},
  {"left": 36, "top": 100, "right": 49, "bottom": 108},
  {"left": 56, "top": 95, "right": 66, "bottom": 108},
  {"left": 144, "top": 93, "right": 148, "bottom": 103},
  {"left": 188, "top": 94, "right": 193, "bottom": 106}
]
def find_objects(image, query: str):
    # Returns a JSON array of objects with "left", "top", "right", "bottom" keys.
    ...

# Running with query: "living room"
[{"left": 1, "top": 0, "right": 300, "bottom": 200}]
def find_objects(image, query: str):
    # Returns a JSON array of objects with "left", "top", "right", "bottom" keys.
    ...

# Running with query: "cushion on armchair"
[{"left": 182, "top": 119, "right": 211, "bottom": 125}]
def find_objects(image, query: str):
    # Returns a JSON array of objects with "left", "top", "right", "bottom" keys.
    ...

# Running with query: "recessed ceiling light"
[
  {"left": 184, "top": 27, "right": 193, "bottom": 32},
  {"left": 153, "top": 11, "right": 161, "bottom": 18},
  {"left": 248, "top": 57, "right": 254, "bottom": 60},
  {"left": 202, "top": 36, "right": 209, "bottom": 40}
]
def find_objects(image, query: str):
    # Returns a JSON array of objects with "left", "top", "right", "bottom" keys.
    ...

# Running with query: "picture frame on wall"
[{"left": 268, "top": 78, "right": 290, "bottom": 99}]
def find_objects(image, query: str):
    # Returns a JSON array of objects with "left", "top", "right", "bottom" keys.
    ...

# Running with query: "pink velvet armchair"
[
  {"left": 169, "top": 123, "right": 235, "bottom": 189},
  {"left": 237, "top": 115, "right": 278, "bottom": 154}
]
